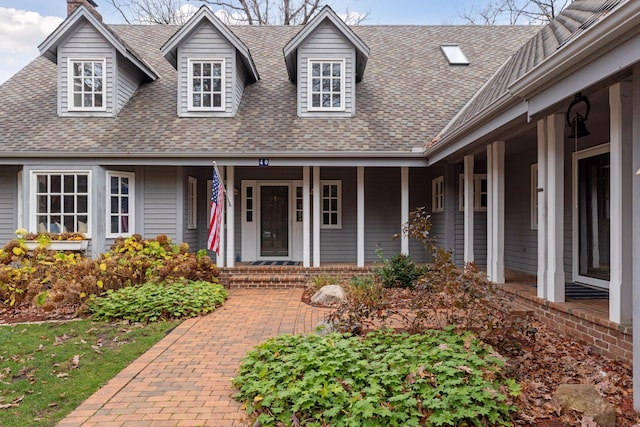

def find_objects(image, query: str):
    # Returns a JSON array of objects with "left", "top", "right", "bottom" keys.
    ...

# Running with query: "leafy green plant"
[
  {"left": 233, "top": 329, "right": 520, "bottom": 427},
  {"left": 374, "top": 250, "right": 426, "bottom": 289},
  {"left": 89, "top": 280, "right": 227, "bottom": 323}
]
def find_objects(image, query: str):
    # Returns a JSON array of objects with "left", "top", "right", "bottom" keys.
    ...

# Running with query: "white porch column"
[
  {"left": 313, "top": 166, "right": 321, "bottom": 267},
  {"left": 216, "top": 166, "right": 225, "bottom": 268},
  {"left": 632, "top": 64, "right": 640, "bottom": 411},
  {"left": 487, "top": 142, "right": 505, "bottom": 283},
  {"left": 546, "top": 114, "right": 565, "bottom": 302},
  {"left": 537, "top": 118, "right": 548, "bottom": 299},
  {"left": 303, "top": 166, "right": 311, "bottom": 268},
  {"left": 609, "top": 82, "right": 633, "bottom": 324},
  {"left": 357, "top": 166, "right": 365, "bottom": 267},
  {"left": 487, "top": 146, "right": 494, "bottom": 280},
  {"left": 463, "top": 155, "right": 475, "bottom": 264},
  {"left": 400, "top": 167, "right": 409, "bottom": 256},
  {"left": 225, "top": 166, "right": 235, "bottom": 267}
]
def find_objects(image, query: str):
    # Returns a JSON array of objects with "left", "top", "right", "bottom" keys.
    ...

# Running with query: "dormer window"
[
  {"left": 68, "top": 59, "right": 105, "bottom": 111},
  {"left": 188, "top": 59, "right": 225, "bottom": 111},
  {"left": 308, "top": 59, "right": 345, "bottom": 111}
]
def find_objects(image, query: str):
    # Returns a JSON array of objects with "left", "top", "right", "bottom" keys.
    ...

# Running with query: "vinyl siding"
[
  {"left": 0, "top": 167, "right": 18, "bottom": 244},
  {"left": 408, "top": 168, "right": 430, "bottom": 263},
  {"left": 233, "top": 51, "right": 247, "bottom": 114},
  {"left": 298, "top": 21, "right": 355, "bottom": 118},
  {"left": 363, "top": 168, "right": 401, "bottom": 262},
  {"left": 143, "top": 166, "right": 178, "bottom": 241},
  {"left": 59, "top": 21, "right": 115, "bottom": 116},
  {"left": 116, "top": 53, "right": 144, "bottom": 114},
  {"left": 178, "top": 21, "right": 235, "bottom": 117},
  {"left": 504, "top": 149, "right": 538, "bottom": 276},
  {"left": 320, "top": 168, "right": 356, "bottom": 262}
]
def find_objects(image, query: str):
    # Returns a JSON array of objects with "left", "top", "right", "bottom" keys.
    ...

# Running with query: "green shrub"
[
  {"left": 375, "top": 252, "right": 426, "bottom": 289},
  {"left": 89, "top": 280, "right": 227, "bottom": 322},
  {"left": 233, "top": 329, "right": 520, "bottom": 427}
]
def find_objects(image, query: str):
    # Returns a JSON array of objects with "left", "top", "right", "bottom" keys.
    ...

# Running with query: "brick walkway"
[{"left": 58, "top": 289, "right": 329, "bottom": 427}]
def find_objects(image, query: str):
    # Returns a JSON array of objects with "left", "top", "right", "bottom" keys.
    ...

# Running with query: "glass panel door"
[
  {"left": 260, "top": 186, "right": 289, "bottom": 257},
  {"left": 577, "top": 152, "right": 610, "bottom": 285}
]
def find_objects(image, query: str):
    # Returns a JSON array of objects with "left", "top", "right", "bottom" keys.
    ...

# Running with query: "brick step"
[{"left": 218, "top": 265, "right": 375, "bottom": 289}]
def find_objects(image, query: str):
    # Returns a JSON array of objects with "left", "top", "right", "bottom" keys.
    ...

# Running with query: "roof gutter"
[{"left": 509, "top": 0, "right": 640, "bottom": 98}]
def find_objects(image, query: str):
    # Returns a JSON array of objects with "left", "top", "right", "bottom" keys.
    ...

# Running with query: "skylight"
[{"left": 440, "top": 44, "right": 469, "bottom": 65}]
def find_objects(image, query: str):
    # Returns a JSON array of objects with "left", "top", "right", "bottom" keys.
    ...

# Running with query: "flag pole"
[{"left": 213, "top": 161, "right": 232, "bottom": 207}]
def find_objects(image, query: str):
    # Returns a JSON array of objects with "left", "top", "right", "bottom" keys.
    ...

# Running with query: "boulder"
[
  {"left": 553, "top": 384, "right": 616, "bottom": 427},
  {"left": 310, "top": 285, "right": 346, "bottom": 306}
]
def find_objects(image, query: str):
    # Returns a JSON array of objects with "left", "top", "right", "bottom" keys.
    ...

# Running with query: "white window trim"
[
  {"left": 458, "top": 174, "right": 488, "bottom": 212},
  {"left": 320, "top": 180, "right": 342, "bottom": 229},
  {"left": 307, "top": 58, "right": 346, "bottom": 112},
  {"left": 187, "top": 58, "right": 225, "bottom": 112},
  {"left": 187, "top": 176, "right": 198, "bottom": 230},
  {"left": 29, "top": 170, "right": 92, "bottom": 238},
  {"left": 432, "top": 176, "right": 444, "bottom": 213},
  {"left": 67, "top": 58, "right": 107, "bottom": 112},
  {"left": 531, "top": 164, "right": 538, "bottom": 230},
  {"left": 106, "top": 171, "right": 135, "bottom": 238}
]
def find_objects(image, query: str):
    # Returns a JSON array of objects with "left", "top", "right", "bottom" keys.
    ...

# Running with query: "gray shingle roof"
[
  {"left": 434, "top": 0, "right": 625, "bottom": 146},
  {"left": 0, "top": 23, "right": 538, "bottom": 158}
]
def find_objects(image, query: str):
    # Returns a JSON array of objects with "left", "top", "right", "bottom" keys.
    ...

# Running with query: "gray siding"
[
  {"left": 143, "top": 166, "right": 178, "bottom": 241},
  {"left": 116, "top": 53, "right": 144, "bottom": 114},
  {"left": 298, "top": 21, "right": 356, "bottom": 118},
  {"left": 0, "top": 167, "right": 18, "bottom": 245},
  {"left": 363, "top": 168, "right": 401, "bottom": 262},
  {"left": 58, "top": 21, "right": 115, "bottom": 116},
  {"left": 233, "top": 52, "right": 247, "bottom": 114},
  {"left": 504, "top": 148, "right": 538, "bottom": 275},
  {"left": 408, "top": 168, "right": 430, "bottom": 263},
  {"left": 182, "top": 168, "right": 200, "bottom": 251},
  {"left": 320, "top": 167, "right": 357, "bottom": 262},
  {"left": 178, "top": 21, "right": 235, "bottom": 117}
]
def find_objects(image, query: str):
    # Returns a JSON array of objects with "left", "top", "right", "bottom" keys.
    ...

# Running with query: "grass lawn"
[{"left": 0, "top": 319, "right": 180, "bottom": 427}]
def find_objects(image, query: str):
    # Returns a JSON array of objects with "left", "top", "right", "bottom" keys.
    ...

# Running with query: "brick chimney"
[{"left": 67, "top": 0, "right": 102, "bottom": 21}]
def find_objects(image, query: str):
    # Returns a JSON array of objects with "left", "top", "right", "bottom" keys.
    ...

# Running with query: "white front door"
[{"left": 241, "top": 180, "right": 303, "bottom": 262}]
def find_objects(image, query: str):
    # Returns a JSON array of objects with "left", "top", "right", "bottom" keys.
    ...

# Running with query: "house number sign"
[{"left": 258, "top": 158, "right": 269, "bottom": 167}]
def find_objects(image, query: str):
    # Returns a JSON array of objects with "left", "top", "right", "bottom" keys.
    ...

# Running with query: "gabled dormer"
[
  {"left": 283, "top": 6, "right": 369, "bottom": 118},
  {"left": 38, "top": 2, "right": 157, "bottom": 117},
  {"left": 161, "top": 6, "right": 259, "bottom": 118}
]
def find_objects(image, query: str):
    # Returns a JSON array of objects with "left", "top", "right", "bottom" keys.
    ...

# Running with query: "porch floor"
[{"left": 502, "top": 269, "right": 611, "bottom": 327}]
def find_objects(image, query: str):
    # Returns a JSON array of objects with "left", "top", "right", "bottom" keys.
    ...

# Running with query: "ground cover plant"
[
  {"left": 233, "top": 329, "right": 519, "bottom": 426},
  {"left": 89, "top": 279, "right": 227, "bottom": 322},
  {"left": 0, "top": 319, "right": 179, "bottom": 427}
]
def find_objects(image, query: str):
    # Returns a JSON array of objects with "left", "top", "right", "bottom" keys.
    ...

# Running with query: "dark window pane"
[
  {"left": 63, "top": 216, "right": 74, "bottom": 233},
  {"left": 203, "top": 94, "right": 212, "bottom": 107},
  {"left": 74, "top": 94, "right": 82, "bottom": 107},
  {"left": 247, "top": 187, "right": 252, "bottom": 197},
  {"left": 74, "top": 78, "right": 82, "bottom": 91},
  {"left": 37, "top": 196, "right": 48, "bottom": 213},
  {"left": 332, "top": 94, "right": 341, "bottom": 107},
  {"left": 213, "top": 94, "right": 221, "bottom": 107},
  {"left": 51, "top": 175, "right": 61, "bottom": 193},
  {"left": 203, "top": 62, "right": 211, "bottom": 76},
  {"left": 322, "top": 78, "right": 331, "bottom": 92},
  {"left": 322, "top": 63, "right": 331, "bottom": 76},
  {"left": 94, "top": 77, "right": 102, "bottom": 91},
  {"left": 94, "top": 62, "right": 102, "bottom": 77},
  {"left": 323, "top": 213, "right": 329, "bottom": 224},
  {"left": 331, "top": 185, "right": 337, "bottom": 197},
  {"left": 312, "top": 94, "right": 320, "bottom": 107},
  {"left": 64, "top": 175, "right": 75, "bottom": 193},
  {"left": 83, "top": 63, "right": 93, "bottom": 76},
  {"left": 331, "top": 213, "right": 338, "bottom": 224},
  {"left": 111, "top": 196, "right": 118, "bottom": 214},
  {"left": 121, "top": 178, "right": 129, "bottom": 195},
  {"left": 323, "top": 186, "right": 329, "bottom": 197},
  {"left": 247, "top": 212, "right": 253, "bottom": 222},
  {"left": 64, "top": 195, "right": 74, "bottom": 213},
  {"left": 111, "top": 216, "right": 119, "bottom": 234},
  {"left": 73, "top": 62, "right": 82, "bottom": 77},
  {"left": 84, "top": 94, "right": 93, "bottom": 107},
  {"left": 331, "top": 199, "right": 337, "bottom": 211},
  {"left": 323, "top": 199, "right": 329, "bottom": 211},
  {"left": 95, "top": 94, "right": 103, "bottom": 107},
  {"left": 212, "top": 63, "right": 222, "bottom": 77},
  {"left": 37, "top": 216, "right": 47, "bottom": 228},
  {"left": 121, "top": 216, "right": 129, "bottom": 233},
  {"left": 247, "top": 199, "right": 252, "bottom": 210},
  {"left": 297, "top": 212, "right": 303, "bottom": 222},
  {"left": 77, "top": 175, "right": 88, "bottom": 193},
  {"left": 77, "top": 196, "right": 88, "bottom": 213},
  {"left": 111, "top": 176, "right": 118, "bottom": 194},
  {"left": 312, "top": 78, "right": 320, "bottom": 92},
  {"left": 332, "top": 79, "right": 341, "bottom": 92},
  {"left": 193, "top": 95, "right": 201, "bottom": 107},
  {"left": 37, "top": 175, "right": 47, "bottom": 193},
  {"left": 50, "top": 195, "right": 61, "bottom": 213},
  {"left": 332, "top": 63, "right": 341, "bottom": 77},
  {"left": 121, "top": 197, "right": 129, "bottom": 214},
  {"left": 203, "top": 78, "right": 211, "bottom": 91},
  {"left": 296, "top": 187, "right": 302, "bottom": 197},
  {"left": 213, "top": 78, "right": 221, "bottom": 92},
  {"left": 193, "top": 63, "right": 201, "bottom": 76}
]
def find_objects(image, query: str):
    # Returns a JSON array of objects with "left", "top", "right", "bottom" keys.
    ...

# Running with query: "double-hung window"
[
  {"left": 107, "top": 171, "right": 134, "bottom": 237},
  {"left": 458, "top": 174, "right": 488, "bottom": 211},
  {"left": 32, "top": 171, "right": 90, "bottom": 234},
  {"left": 68, "top": 59, "right": 105, "bottom": 111},
  {"left": 308, "top": 59, "right": 345, "bottom": 111},
  {"left": 320, "top": 181, "right": 341, "bottom": 228},
  {"left": 432, "top": 176, "right": 444, "bottom": 213},
  {"left": 187, "top": 177, "right": 197, "bottom": 229},
  {"left": 188, "top": 59, "right": 224, "bottom": 111}
]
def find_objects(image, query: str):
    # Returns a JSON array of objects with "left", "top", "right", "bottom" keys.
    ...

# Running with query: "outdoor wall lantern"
[{"left": 566, "top": 92, "right": 591, "bottom": 139}]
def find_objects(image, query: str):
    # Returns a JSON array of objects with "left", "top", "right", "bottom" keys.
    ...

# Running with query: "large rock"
[
  {"left": 553, "top": 384, "right": 616, "bottom": 427},
  {"left": 311, "top": 285, "right": 346, "bottom": 306}
]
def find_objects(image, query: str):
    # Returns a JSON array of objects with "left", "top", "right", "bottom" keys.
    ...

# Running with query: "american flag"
[{"left": 208, "top": 167, "right": 224, "bottom": 254}]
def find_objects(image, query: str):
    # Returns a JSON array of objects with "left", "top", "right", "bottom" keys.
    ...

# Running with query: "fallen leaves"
[{"left": 0, "top": 395, "right": 23, "bottom": 410}]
